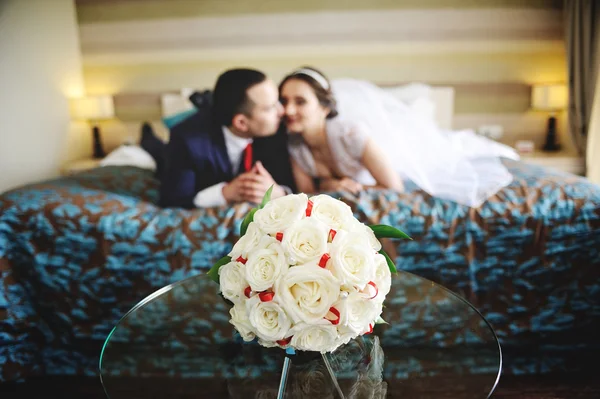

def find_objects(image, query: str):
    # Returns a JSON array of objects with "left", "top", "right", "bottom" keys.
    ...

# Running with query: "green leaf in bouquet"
[
  {"left": 379, "top": 249, "right": 397, "bottom": 274},
  {"left": 375, "top": 316, "right": 389, "bottom": 325},
  {"left": 207, "top": 255, "right": 232, "bottom": 283},
  {"left": 369, "top": 224, "right": 412, "bottom": 240},
  {"left": 259, "top": 185, "right": 274, "bottom": 209},
  {"left": 240, "top": 208, "right": 257, "bottom": 236}
]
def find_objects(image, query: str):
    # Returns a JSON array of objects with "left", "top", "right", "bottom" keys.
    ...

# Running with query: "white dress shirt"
[{"left": 193, "top": 126, "right": 252, "bottom": 207}]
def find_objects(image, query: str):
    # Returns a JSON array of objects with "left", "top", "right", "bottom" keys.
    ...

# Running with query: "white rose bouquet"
[{"left": 208, "top": 188, "right": 410, "bottom": 354}]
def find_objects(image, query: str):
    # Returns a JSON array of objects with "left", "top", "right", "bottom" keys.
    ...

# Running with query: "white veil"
[{"left": 330, "top": 79, "right": 519, "bottom": 207}]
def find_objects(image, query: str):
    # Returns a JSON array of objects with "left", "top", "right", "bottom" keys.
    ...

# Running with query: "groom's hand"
[
  {"left": 222, "top": 173, "right": 258, "bottom": 203},
  {"left": 251, "top": 162, "right": 286, "bottom": 200},
  {"left": 222, "top": 163, "right": 285, "bottom": 204}
]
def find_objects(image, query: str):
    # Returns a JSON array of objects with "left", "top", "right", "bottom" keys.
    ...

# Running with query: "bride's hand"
[{"left": 320, "top": 177, "right": 363, "bottom": 194}]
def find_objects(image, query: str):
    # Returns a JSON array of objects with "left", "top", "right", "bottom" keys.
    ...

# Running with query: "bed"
[
  {"left": 2, "top": 159, "right": 600, "bottom": 382},
  {"left": 1, "top": 87, "right": 600, "bottom": 383}
]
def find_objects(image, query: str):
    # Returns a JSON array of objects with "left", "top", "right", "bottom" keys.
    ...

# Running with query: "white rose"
[
  {"left": 229, "top": 304, "right": 255, "bottom": 342},
  {"left": 329, "top": 231, "right": 376, "bottom": 290},
  {"left": 350, "top": 222, "right": 382, "bottom": 251},
  {"left": 247, "top": 296, "right": 292, "bottom": 341},
  {"left": 336, "top": 324, "right": 359, "bottom": 347},
  {"left": 275, "top": 263, "right": 340, "bottom": 324},
  {"left": 253, "top": 193, "right": 308, "bottom": 235},
  {"left": 219, "top": 260, "right": 248, "bottom": 304},
  {"left": 282, "top": 218, "right": 329, "bottom": 265},
  {"left": 257, "top": 339, "right": 278, "bottom": 348},
  {"left": 372, "top": 253, "right": 391, "bottom": 301},
  {"left": 335, "top": 292, "right": 382, "bottom": 336},
  {"left": 309, "top": 194, "right": 355, "bottom": 231},
  {"left": 245, "top": 236, "right": 287, "bottom": 292},
  {"left": 229, "top": 222, "right": 264, "bottom": 261},
  {"left": 289, "top": 323, "right": 340, "bottom": 353}
]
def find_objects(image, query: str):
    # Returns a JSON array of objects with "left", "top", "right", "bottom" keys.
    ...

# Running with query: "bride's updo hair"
[{"left": 279, "top": 66, "right": 339, "bottom": 119}]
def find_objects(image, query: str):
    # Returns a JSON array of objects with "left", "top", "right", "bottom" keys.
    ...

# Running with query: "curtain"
[{"left": 564, "top": 0, "right": 600, "bottom": 159}]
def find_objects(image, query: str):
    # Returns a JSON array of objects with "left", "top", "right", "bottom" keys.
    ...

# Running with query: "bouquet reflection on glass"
[
  {"left": 208, "top": 188, "right": 409, "bottom": 397},
  {"left": 229, "top": 336, "right": 388, "bottom": 399}
]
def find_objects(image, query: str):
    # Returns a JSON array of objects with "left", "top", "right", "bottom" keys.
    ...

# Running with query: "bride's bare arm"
[
  {"left": 361, "top": 138, "right": 404, "bottom": 192},
  {"left": 291, "top": 158, "right": 316, "bottom": 194},
  {"left": 319, "top": 177, "right": 363, "bottom": 194}
]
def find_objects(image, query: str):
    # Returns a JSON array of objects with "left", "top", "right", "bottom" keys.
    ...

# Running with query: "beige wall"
[
  {"left": 75, "top": 0, "right": 561, "bottom": 22},
  {"left": 0, "top": 0, "right": 87, "bottom": 194},
  {"left": 73, "top": 0, "right": 570, "bottom": 153},
  {"left": 74, "top": 0, "right": 569, "bottom": 153}
]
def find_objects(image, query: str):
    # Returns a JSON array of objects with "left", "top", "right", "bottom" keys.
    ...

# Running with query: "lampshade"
[
  {"left": 531, "top": 84, "right": 568, "bottom": 111},
  {"left": 70, "top": 96, "right": 114, "bottom": 120}
]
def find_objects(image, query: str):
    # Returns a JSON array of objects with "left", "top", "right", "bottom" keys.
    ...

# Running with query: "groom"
[{"left": 159, "top": 68, "right": 296, "bottom": 208}]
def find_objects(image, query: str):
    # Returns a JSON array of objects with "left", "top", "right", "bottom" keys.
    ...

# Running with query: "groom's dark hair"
[{"left": 213, "top": 68, "right": 267, "bottom": 126}]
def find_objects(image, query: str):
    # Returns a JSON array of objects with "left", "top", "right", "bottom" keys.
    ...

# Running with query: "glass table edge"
[{"left": 98, "top": 269, "right": 503, "bottom": 397}]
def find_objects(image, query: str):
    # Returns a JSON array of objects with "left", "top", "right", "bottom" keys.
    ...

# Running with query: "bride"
[
  {"left": 279, "top": 68, "right": 403, "bottom": 195},
  {"left": 278, "top": 66, "right": 519, "bottom": 207}
]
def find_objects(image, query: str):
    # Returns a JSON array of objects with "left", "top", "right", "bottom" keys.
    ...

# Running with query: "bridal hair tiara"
[{"left": 291, "top": 68, "right": 330, "bottom": 90}]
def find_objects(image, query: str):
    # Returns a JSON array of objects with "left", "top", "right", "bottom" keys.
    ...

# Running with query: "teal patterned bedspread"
[{"left": 1, "top": 161, "right": 599, "bottom": 382}]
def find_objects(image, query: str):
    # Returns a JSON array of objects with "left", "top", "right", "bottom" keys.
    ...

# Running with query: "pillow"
[
  {"left": 383, "top": 82, "right": 432, "bottom": 105},
  {"left": 408, "top": 96, "right": 437, "bottom": 125},
  {"left": 162, "top": 109, "right": 197, "bottom": 129},
  {"left": 100, "top": 145, "right": 157, "bottom": 170},
  {"left": 139, "top": 122, "right": 167, "bottom": 176},
  {"left": 383, "top": 83, "right": 437, "bottom": 126}
]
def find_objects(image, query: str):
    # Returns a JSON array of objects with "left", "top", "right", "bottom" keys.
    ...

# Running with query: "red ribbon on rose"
[
  {"left": 277, "top": 337, "right": 292, "bottom": 346},
  {"left": 259, "top": 291, "right": 274, "bottom": 302},
  {"left": 324, "top": 307, "right": 341, "bottom": 325},
  {"left": 319, "top": 253, "right": 330, "bottom": 268},
  {"left": 328, "top": 229, "right": 337, "bottom": 243},
  {"left": 365, "top": 281, "right": 378, "bottom": 299},
  {"left": 305, "top": 200, "right": 314, "bottom": 216}
]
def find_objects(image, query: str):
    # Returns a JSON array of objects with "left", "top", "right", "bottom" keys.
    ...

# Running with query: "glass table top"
[{"left": 99, "top": 271, "right": 502, "bottom": 398}]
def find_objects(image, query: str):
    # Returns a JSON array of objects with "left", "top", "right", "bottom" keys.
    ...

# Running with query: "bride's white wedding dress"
[{"left": 288, "top": 78, "right": 519, "bottom": 208}]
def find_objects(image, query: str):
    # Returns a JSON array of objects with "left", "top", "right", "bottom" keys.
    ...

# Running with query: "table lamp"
[
  {"left": 531, "top": 84, "right": 568, "bottom": 152},
  {"left": 70, "top": 96, "right": 114, "bottom": 158}
]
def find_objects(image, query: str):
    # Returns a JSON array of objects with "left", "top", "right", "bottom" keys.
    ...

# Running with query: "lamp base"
[
  {"left": 542, "top": 115, "right": 561, "bottom": 152},
  {"left": 542, "top": 142, "right": 562, "bottom": 152},
  {"left": 93, "top": 125, "right": 106, "bottom": 159}
]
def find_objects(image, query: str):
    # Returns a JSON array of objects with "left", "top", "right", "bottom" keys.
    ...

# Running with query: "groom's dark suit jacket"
[{"left": 159, "top": 94, "right": 296, "bottom": 209}]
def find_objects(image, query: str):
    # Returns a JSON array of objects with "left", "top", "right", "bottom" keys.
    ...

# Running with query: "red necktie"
[{"left": 243, "top": 143, "right": 253, "bottom": 172}]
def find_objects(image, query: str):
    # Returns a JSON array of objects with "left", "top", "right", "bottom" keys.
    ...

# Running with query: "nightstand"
[
  {"left": 61, "top": 158, "right": 103, "bottom": 176},
  {"left": 520, "top": 150, "right": 585, "bottom": 175}
]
